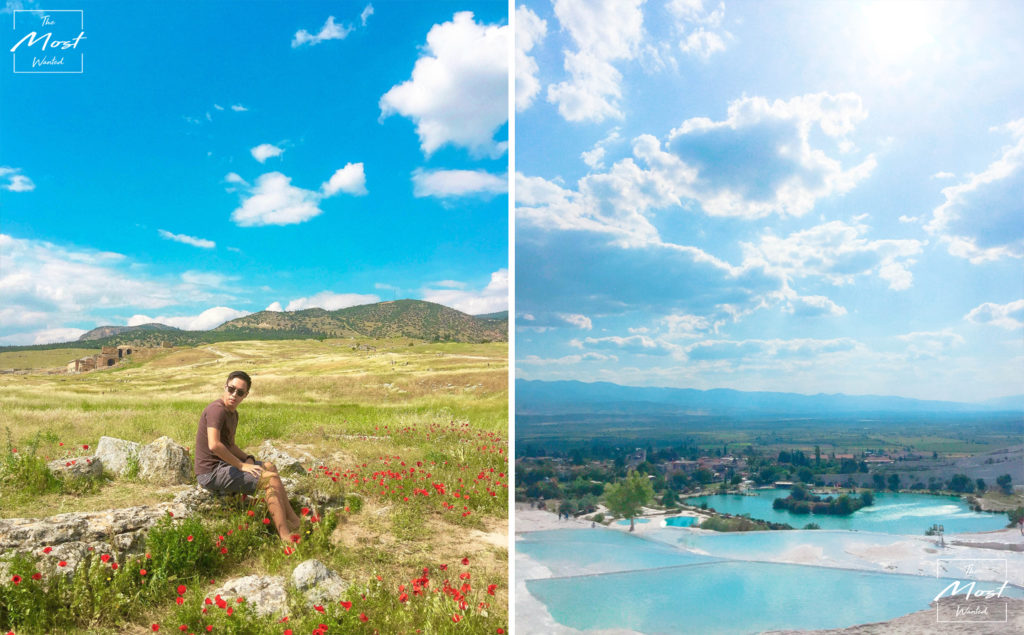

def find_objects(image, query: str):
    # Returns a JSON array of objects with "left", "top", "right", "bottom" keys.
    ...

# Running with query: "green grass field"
[
  {"left": 0, "top": 348, "right": 99, "bottom": 370},
  {"left": 0, "top": 338, "right": 509, "bottom": 634}
]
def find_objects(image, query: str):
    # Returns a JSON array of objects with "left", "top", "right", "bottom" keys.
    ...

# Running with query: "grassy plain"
[
  {"left": 0, "top": 348, "right": 99, "bottom": 370},
  {"left": 0, "top": 338, "right": 509, "bottom": 633}
]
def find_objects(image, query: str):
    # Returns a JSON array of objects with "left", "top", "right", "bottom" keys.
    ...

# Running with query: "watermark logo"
[
  {"left": 934, "top": 558, "right": 1010, "bottom": 623},
  {"left": 10, "top": 10, "right": 85, "bottom": 73}
]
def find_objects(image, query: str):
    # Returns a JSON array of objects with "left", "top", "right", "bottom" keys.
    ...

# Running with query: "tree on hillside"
[
  {"left": 997, "top": 474, "right": 1013, "bottom": 495},
  {"left": 950, "top": 474, "right": 974, "bottom": 493},
  {"left": 604, "top": 471, "right": 654, "bottom": 532},
  {"left": 887, "top": 473, "right": 901, "bottom": 491}
]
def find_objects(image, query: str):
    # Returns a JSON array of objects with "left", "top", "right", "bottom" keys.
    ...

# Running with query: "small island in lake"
[{"left": 772, "top": 484, "right": 874, "bottom": 515}]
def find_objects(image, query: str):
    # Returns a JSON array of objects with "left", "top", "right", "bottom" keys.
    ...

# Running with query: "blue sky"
[
  {"left": 1, "top": 0, "right": 509, "bottom": 344},
  {"left": 515, "top": 0, "right": 1024, "bottom": 402}
]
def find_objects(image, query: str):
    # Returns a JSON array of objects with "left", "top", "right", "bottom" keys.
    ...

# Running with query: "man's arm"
[{"left": 207, "top": 427, "right": 260, "bottom": 474}]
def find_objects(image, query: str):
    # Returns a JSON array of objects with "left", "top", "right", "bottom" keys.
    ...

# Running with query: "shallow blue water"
[
  {"left": 685, "top": 489, "right": 1008, "bottom": 534},
  {"left": 616, "top": 518, "right": 651, "bottom": 526},
  {"left": 663, "top": 516, "right": 696, "bottom": 527},
  {"left": 526, "top": 559, "right": 1024, "bottom": 635},
  {"left": 517, "top": 528, "right": 719, "bottom": 577}
]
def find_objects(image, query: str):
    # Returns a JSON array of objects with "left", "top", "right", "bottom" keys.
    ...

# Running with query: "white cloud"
[
  {"left": 292, "top": 15, "right": 354, "bottom": 48},
  {"left": 251, "top": 143, "right": 284, "bottom": 163},
  {"left": 421, "top": 268, "right": 508, "bottom": 314},
  {"left": 180, "top": 271, "right": 234, "bottom": 288},
  {"left": 265, "top": 302, "right": 284, "bottom": 312},
  {"left": 896, "top": 329, "right": 965, "bottom": 360},
  {"left": 231, "top": 104, "right": 248, "bottom": 112},
  {"left": 898, "top": 215, "right": 919, "bottom": 223},
  {"left": 321, "top": 163, "right": 368, "bottom": 196},
  {"left": 785, "top": 294, "right": 848, "bottom": 318},
  {"left": 214, "top": 104, "right": 224, "bottom": 111},
  {"left": 965, "top": 300, "right": 1024, "bottom": 330},
  {"left": 668, "top": 0, "right": 730, "bottom": 60},
  {"left": 0, "top": 166, "right": 35, "bottom": 192},
  {"left": 411, "top": 168, "right": 506, "bottom": 198},
  {"left": 380, "top": 12, "right": 508, "bottom": 157},
  {"left": 285, "top": 292, "right": 380, "bottom": 312},
  {"left": 580, "top": 147, "right": 606, "bottom": 169},
  {"left": 560, "top": 313, "right": 593, "bottom": 330},
  {"left": 515, "top": 5, "right": 547, "bottom": 111},
  {"left": 742, "top": 220, "right": 923, "bottom": 290},
  {"left": 127, "top": 306, "right": 249, "bottom": 331},
  {"left": 231, "top": 172, "right": 324, "bottom": 227},
  {"left": 925, "top": 118, "right": 1024, "bottom": 262},
  {"left": 158, "top": 229, "right": 216, "bottom": 249},
  {"left": 660, "top": 313, "right": 712, "bottom": 338},
  {"left": 546, "top": 0, "right": 644, "bottom": 123},
  {"left": 685, "top": 337, "right": 859, "bottom": 362},
  {"left": 576, "top": 334, "right": 670, "bottom": 355},
  {"left": 0, "top": 327, "right": 87, "bottom": 346},
  {"left": 518, "top": 352, "right": 617, "bottom": 366},
  {"left": 360, "top": 4, "right": 374, "bottom": 26},
  {"left": 430, "top": 280, "right": 467, "bottom": 289},
  {"left": 931, "top": 171, "right": 955, "bottom": 179}
]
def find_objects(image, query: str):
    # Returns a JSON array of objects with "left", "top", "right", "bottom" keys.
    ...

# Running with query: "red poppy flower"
[
  {"left": 301, "top": 507, "right": 310, "bottom": 516},
  {"left": 461, "top": 557, "right": 469, "bottom": 565},
  {"left": 179, "top": 626, "right": 187, "bottom": 632},
  {"left": 339, "top": 601, "right": 352, "bottom": 610},
  {"left": 289, "top": 534, "right": 300, "bottom": 543},
  {"left": 497, "top": 629, "right": 504, "bottom": 634},
  {"left": 487, "top": 584, "right": 497, "bottom": 595},
  {"left": 314, "top": 605, "right": 325, "bottom": 613},
  {"left": 206, "top": 627, "right": 213, "bottom": 633},
  {"left": 440, "top": 564, "right": 448, "bottom": 570},
  {"left": 220, "top": 547, "right": 228, "bottom": 555},
  {"left": 398, "top": 593, "right": 408, "bottom": 602},
  {"left": 111, "top": 563, "right": 119, "bottom": 570},
  {"left": 43, "top": 547, "right": 53, "bottom": 554},
  {"left": 459, "top": 572, "right": 470, "bottom": 580},
  {"left": 177, "top": 584, "right": 187, "bottom": 595},
  {"left": 100, "top": 554, "right": 110, "bottom": 562},
  {"left": 32, "top": 573, "right": 42, "bottom": 581},
  {"left": 187, "top": 535, "right": 194, "bottom": 542},
  {"left": 11, "top": 575, "right": 21, "bottom": 585},
  {"left": 140, "top": 569, "right": 147, "bottom": 576},
  {"left": 216, "top": 596, "right": 227, "bottom": 609},
  {"left": 205, "top": 598, "right": 213, "bottom": 605},
  {"left": 58, "top": 561, "right": 67, "bottom": 567},
  {"left": 246, "top": 510, "right": 254, "bottom": 517},
  {"left": 262, "top": 518, "right": 270, "bottom": 525},
  {"left": 283, "top": 630, "right": 293, "bottom": 635},
  {"left": 226, "top": 607, "right": 233, "bottom": 616},
  {"left": 176, "top": 596, "right": 184, "bottom": 605},
  {"left": 152, "top": 625, "right": 159, "bottom": 632},
  {"left": 451, "top": 614, "right": 462, "bottom": 623},
  {"left": 358, "top": 613, "right": 368, "bottom": 622},
  {"left": 83, "top": 444, "right": 89, "bottom": 450}
]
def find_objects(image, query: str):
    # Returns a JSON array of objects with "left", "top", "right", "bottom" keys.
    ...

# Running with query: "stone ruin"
[{"left": 66, "top": 344, "right": 169, "bottom": 374}]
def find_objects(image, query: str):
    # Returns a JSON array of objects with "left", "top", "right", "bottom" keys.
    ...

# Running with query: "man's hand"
[{"left": 240, "top": 462, "right": 263, "bottom": 478}]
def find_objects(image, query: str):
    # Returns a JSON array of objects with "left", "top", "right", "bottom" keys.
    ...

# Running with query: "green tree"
[
  {"left": 694, "top": 468, "right": 715, "bottom": 485},
  {"left": 949, "top": 474, "right": 974, "bottom": 493},
  {"left": 887, "top": 473, "right": 901, "bottom": 491},
  {"left": 604, "top": 471, "right": 655, "bottom": 532},
  {"left": 872, "top": 474, "right": 886, "bottom": 490},
  {"left": 997, "top": 474, "right": 1013, "bottom": 494},
  {"left": 976, "top": 478, "right": 986, "bottom": 493},
  {"left": 661, "top": 488, "right": 678, "bottom": 508}
]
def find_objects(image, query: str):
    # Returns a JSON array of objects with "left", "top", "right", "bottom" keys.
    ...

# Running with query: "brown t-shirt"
[{"left": 195, "top": 399, "right": 238, "bottom": 475}]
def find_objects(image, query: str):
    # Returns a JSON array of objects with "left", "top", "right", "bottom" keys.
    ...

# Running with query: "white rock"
[
  {"left": 47, "top": 455, "right": 103, "bottom": 479},
  {"left": 291, "top": 559, "right": 349, "bottom": 605},
  {"left": 138, "top": 436, "right": 192, "bottom": 484},
  {"left": 95, "top": 436, "right": 140, "bottom": 477},
  {"left": 212, "top": 575, "right": 288, "bottom": 617}
]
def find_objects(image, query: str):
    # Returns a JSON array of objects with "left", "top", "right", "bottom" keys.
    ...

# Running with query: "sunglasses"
[{"left": 225, "top": 385, "right": 248, "bottom": 397}]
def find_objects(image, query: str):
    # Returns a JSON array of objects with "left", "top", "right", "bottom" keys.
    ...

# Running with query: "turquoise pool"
[
  {"left": 526, "top": 559, "right": 1024, "bottom": 634},
  {"left": 664, "top": 515, "right": 696, "bottom": 527},
  {"left": 522, "top": 529, "right": 1024, "bottom": 634},
  {"left": 685, "top": 489, "right": 1008, "bottom": 534},
  {"left": 616, "top": 518, "right": 651, "bottom": 526}
]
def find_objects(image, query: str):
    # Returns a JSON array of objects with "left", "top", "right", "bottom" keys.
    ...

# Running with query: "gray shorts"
[{"left": 197, "top": 461, "right": 264, "bottom": 495}]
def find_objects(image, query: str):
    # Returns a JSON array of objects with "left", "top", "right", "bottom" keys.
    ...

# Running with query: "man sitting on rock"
[{"left": 195, "top": 370, "right": 300, "bottom": 541}]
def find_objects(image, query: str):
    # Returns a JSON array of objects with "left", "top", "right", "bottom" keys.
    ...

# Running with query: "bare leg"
[{"left": 261, "top": 463, "right": 300, "bottom": 535}]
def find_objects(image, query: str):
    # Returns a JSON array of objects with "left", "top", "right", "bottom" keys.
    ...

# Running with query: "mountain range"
[
  {"left": 516, "top": 379, "right": 1024, "bottom": 416},
  {"left": 2, "top": 300, "right": 507, "bottom": 352}
]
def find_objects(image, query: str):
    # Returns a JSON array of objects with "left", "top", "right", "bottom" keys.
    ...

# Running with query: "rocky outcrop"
[
  {"left": 291, "top": 559, "right": 349, "bottom": 605},
  {"left": 95, "top": 436, "right": 140, "bottom": 477},
  {"left": 47, "top": 455, "right": 103, "bottom": 479},
  {"left": 0, "top": 502, "right": 187, "bottom": 574},
  {"left": 211, "top": 575, "right": 288, "bottom": 617},
  {"left": 139, "top": 436, "right": 192, "bottom": 484},
  {"left": 255, "top": 441, "right": 307, "bottom": 476}
]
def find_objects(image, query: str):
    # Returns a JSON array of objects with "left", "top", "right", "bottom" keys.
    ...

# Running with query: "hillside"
[
  {"left": 0, "top": 300, "right": 507, "bottom": 353},
  {"left": 78, "top": 322, "right": 182, "bottom": 341},
  {"left": 216, "top": 299, "right": 507, "bottom": 341}
]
